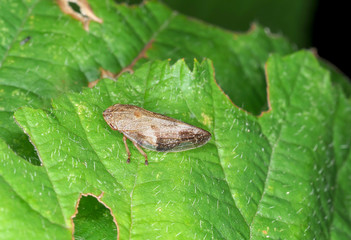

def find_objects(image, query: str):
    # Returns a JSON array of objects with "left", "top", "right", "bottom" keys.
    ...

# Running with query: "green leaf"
[
  {"left": 1, "top": 0, "right": 350, "bottom": 239},
  {"left": 12, "top": 59, "right": 250, "bottom": 239},
  {"left": 320, "top": 60, "right": 351, "bottom": 98},
  {"left": 330, "top": 93, "right": 351, "bottom": 239},
  {"left": 148, "top": 22, "right": 295, "bottom": 115},
  {"left": 8, "top": 52, "right": 351, "bottom": 239},
  {"left": 0, "top": 139, "right": 70, "bottom": 239},
  {"left": 73, "top": 195, "right": 118, "bottom": 240},
  {"left": 162, "top": 0, "right": 316, "bottom": 47},
  {"left": 255, "top": 52, "right": 336, "bottom": 238},
  {"left": 0, "top": 0, "right": 294, "bottom": 163}
]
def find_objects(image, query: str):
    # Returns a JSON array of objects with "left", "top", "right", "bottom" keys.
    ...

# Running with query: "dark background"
[
  {"left": 312, "top": 0, "right": 350, "bottom": 79},
  {"left": 162, "top": 0, "right": 350, "bottom": 79},
  {"left": 119, "top": 0, "right": 350, "bottom": 79}
]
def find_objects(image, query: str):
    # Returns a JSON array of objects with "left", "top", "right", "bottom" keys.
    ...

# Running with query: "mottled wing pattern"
[
  {"left": 103, "top": 104, "right": 211, "bottom": 152},
  {"left": 124, "top": 118, "right": 210, "bottom": 152}
]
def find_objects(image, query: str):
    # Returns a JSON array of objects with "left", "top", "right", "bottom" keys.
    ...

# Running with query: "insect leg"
[
  {"left": 123, "top": 135, "right": 131, "bottom": 163},
  {"left": 132, "top": 141, "right": 148, "bottom": 165}
]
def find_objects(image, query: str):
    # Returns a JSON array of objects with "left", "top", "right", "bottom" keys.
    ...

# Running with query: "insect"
[
  {"left": 103, "top": 104, "right": 211, "bottom": 165},
  {"left": 20, "top": 36, "right": 31, "bottom": 45}
]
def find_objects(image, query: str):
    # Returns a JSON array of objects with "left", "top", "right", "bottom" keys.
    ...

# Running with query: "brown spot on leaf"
[
  {"left": 88, "top": 35, "right": 154, "bottom": 88},
  {"left": 88, "top": 68, "right": 117, "bottom": 88},
  {"left": 100, "top": 68, "right": 118, "bottom": 79},
  {"left": 57, "top": 0, "right": 103, "bottom": 31},
  {"left": 114, "top": 39, "right": 154, "bottom": 76},
  {"left": 88, "top": 79, "right": 100, "bottom": 88}
]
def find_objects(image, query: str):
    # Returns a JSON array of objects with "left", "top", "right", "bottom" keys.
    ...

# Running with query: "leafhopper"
[{"left": 103, "top": 104, "right": 211, "bottom": 165}]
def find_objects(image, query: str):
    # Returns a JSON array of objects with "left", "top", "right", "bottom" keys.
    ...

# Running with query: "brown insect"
[{"left": 103, "top": 104, "right": 211, "bottom": 165}]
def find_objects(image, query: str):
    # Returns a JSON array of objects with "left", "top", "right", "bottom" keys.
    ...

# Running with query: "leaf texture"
[
  {"left": 0, "top": 0, "right": 350, "bottom": 239},
  {"left": 9, "top": 55, "right": 351, "bottom": 239}
]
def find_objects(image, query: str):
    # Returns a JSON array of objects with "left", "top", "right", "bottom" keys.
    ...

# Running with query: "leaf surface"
[
  {"left": 162, "top": 0, "right": 316, "bottom": 47},
  {"left": 9, "top": 53, "right": 351, "bottom": 239},
  {"left": 0, "top": 0, "right": 350, "bottom": 239},
  {"left": 0, "top": 0, "right": 294, "bottom": 163}
]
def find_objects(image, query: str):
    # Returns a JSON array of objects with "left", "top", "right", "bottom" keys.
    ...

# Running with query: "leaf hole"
[
  {"left": 57, "top": 0, "right": 103, "bottom": 31},
  {"left": 68, "top": 1, "right": 83, "bottom": 15},
  {"left": 72, "top": 194, "right": 118, "bottom": 239},
  {"left": 1, "top": 129, "right": 41, "bottom": 166}
]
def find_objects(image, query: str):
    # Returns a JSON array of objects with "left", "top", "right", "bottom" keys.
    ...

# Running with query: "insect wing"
[
  {"left": 103, "top": 104, "right": 211, "bottom": 152},
  {"left": 123, "top": 118, "right": 211, "bottom": 152}
]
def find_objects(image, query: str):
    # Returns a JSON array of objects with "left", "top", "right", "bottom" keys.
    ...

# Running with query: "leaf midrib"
[{"left": 123, "top": 10, "right": 177, "bottom": 239}]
